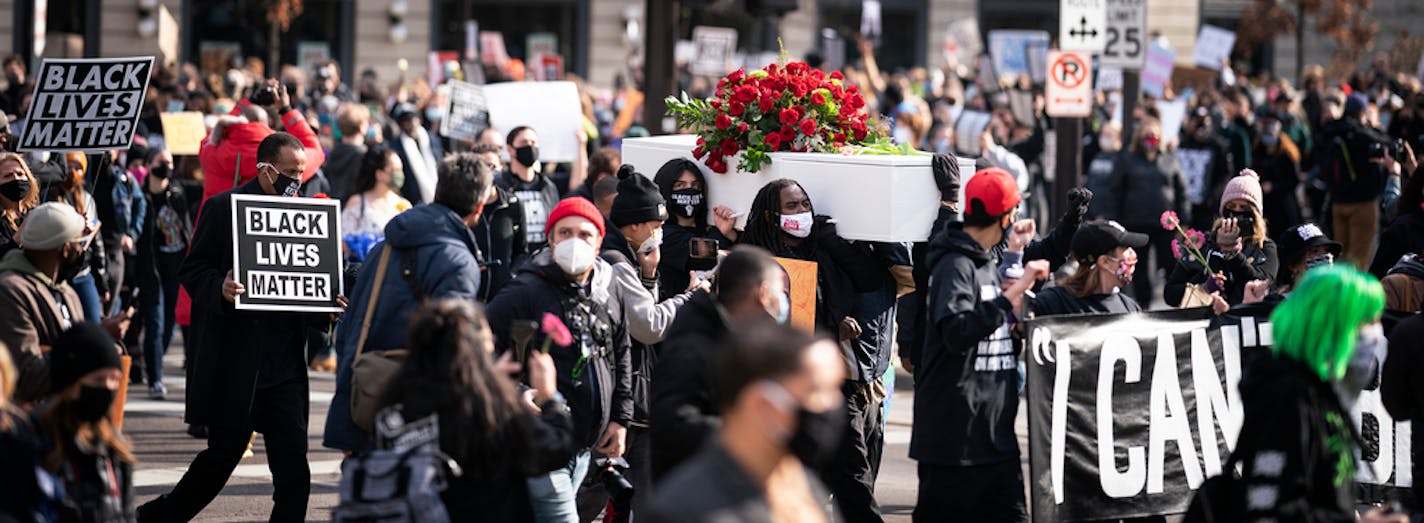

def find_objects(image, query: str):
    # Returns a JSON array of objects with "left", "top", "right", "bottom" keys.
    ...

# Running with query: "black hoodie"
[
  {"left": 648, "top": 291, "right": 736, "bottom": 480},
  {"left": 1230, "top": 355, "right": 1355, "bottom": 522},
  {"left": 910, "top": 223, "right": 1019, "bottom": 466},
  {"left": 1370, "top": 212, "right": 1424, "bottom": 279}
]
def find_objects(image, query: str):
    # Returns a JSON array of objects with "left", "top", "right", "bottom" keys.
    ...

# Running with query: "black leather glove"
[
  {"left": 931, "top": 153, "right": 962, "bottom": 204},
  {"left": 1067, "top": 187, "right": 1092, "bottom": 217}
]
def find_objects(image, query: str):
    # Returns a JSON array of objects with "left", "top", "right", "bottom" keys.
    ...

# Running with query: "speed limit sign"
[{"left": 1100, "top": 0, "right": 1146, "bottom": 69}]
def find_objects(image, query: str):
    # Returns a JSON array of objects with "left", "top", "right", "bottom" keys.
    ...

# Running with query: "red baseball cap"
[
  {"left": 546, "top": 197, "right": 606, "bottom": 239},
  {"left": 965, "top": 167, "right": 1022, "bottom": 217}
]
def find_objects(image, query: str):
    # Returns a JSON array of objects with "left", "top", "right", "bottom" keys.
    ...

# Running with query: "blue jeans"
[
  {"left": 70, "top": 273, "right": 102, "bottom": 324},
  {"left": 526, "top": 449, "right": 590, "bottom": 523},
  {"left": 142, "top": 278, "right": 180, "bottom": 385}
]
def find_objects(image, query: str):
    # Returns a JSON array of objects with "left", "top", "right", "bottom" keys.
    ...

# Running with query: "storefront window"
[
  {"left": 187, "top": 0, "right": 345, "bottom": 78},
  {"left": 433, "top": 0, "right": 581, "bottom": 76}
]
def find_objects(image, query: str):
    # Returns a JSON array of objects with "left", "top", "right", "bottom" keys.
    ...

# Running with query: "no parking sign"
[{"left": 1046, "top": 51, "right": 1092, "bottom": 118}]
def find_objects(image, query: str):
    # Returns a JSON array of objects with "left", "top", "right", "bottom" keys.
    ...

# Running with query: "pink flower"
[
  {"left": 541, "top": 313, "right": 573, "bottom": 347},
  {"left": 1159, "top": 211, "right": 1180, "bottom": 231},
  {"left": 1184, "top": 229, "right": 1206, "bottom": 250},
  {"left": 1171, "top": 238, "right": 1183, "bottom": 259}
]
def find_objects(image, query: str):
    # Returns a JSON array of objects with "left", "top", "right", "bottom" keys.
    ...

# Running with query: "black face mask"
[
  {"left": 1223, "top": 209, "right": 1256, "bottom": 234},
  {"left": 0, "top": 178, "right": 29, "bottom": 202},
  {"left": 514, "top": 145, "right": 539, "bottom": 168},
  {"left": 669, "top": 189, "right": 704, "bottom": 218},
  {"left": 267, "top": 170, "right": 301, "bottom": 197},
  {"left": 57, "top": 247, "right": 87, "bottom": 282},
  {"left": 73, "top": 385, "right": 115, "bottom": 423},
  {"left": 786, "top": 404, "right": 846, "bottom": 468},
  {"left": 149, "top": 165, "right": 171, "bottom": 180}
]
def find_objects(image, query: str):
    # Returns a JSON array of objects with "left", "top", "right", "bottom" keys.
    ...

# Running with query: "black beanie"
[
  {"left": 932, "top": 153, "right": 961, "bottom": 202},
  {"left": 610, "top": 164, "right": 668, "bottom": 227},
  {"left": 49, "top": 323, "right": 122, "bottom": 393}
]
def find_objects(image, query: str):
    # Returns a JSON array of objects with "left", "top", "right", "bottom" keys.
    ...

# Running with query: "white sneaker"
[{"left": 148, "top": 383, "right": 167, "bottom": 400}]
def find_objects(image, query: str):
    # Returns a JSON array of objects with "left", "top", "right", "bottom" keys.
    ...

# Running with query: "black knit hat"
[
  {"left": 610, "top": 164, "right": 668, "bottom": 227},
  {"left": 49, "top": 323, "right": 122, "bottom": 393}
]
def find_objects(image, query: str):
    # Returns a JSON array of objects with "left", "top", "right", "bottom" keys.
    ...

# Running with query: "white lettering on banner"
[
  {"left": 1098, "top": 335, "right": 1146, "bottom": 498},
  {"left": 1051, "top": 339, "right": 1072, "bottom": 503},
  {"left": 244, "top": 208, "right": 328, "bottom": 238},
  {"left": 253, "top": 241, "right": 321, "bottom": 267},
  {"left": 247, "top": 270, "right": 331, "bottom": 301},
  {"left": 41, "top": 62, "right": 147, "bottom": 91},
  {"left": 1192, "top": 327, "right": 1240, "bottom": 476},
  {"left": 1148, "top": 332, "right": 1204, "bottom": 493}
]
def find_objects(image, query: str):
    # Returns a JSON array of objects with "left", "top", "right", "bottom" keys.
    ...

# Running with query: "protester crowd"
[{"left": 0, "top": 38, "right": 1420, "bottom": 523}]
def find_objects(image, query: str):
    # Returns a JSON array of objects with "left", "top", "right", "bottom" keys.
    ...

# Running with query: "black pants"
[
  {"left": 138, "top": 377, "right": 311, "bottom": 522},
  {"left": 914, "top": 460, "right": 1027, "bottom": 523},
  {"left": 824, "top": 381, "right": 884, "bottom": 523},
  {"left": 626, "top": 426, "right": 652, "bottom": 518}
]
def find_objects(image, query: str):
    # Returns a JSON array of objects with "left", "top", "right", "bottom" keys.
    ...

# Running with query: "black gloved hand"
[
  {"left": 931, "top": 153, "right": 962, "bottom": 205},
  {"left": 812, "top": 215, "right": 839, "bottom": 243},
  {"left": 1066, "top": 187, "right": 1093, "bottom": 219}
]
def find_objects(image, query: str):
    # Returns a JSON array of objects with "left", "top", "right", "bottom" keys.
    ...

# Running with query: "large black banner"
[
  {"left": 1026, "top": 305, "right": 1414, "bottom": 521},
  {"left": 17, "top": 57, "right": 154, "bottom": 153},
  {"left": 231, "top": 195, "right": 343, "bottom": 312}
]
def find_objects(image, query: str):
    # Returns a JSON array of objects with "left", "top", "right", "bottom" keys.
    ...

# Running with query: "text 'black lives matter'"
[
  {"left": 231, "top": 194, "right": 345, "bottom": 312},
  {"left": 17, "top": 57, "right": 155, "bottom": 153}
]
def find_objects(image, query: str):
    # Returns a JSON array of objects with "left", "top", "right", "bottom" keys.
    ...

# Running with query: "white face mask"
[
  {"left": 780, "top": 212, "right": 814, "bottom": 239},
  {"left": 638, "top": 227, "right": 663, "bottom": 254},
  {"left": 553, "top": 238, "right": 597, "bottom": 276}
]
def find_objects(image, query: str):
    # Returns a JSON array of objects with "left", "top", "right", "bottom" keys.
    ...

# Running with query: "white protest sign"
[
  {"left": 691, "top": 26, "right": 738, "bottom": 76},
  {"left": 1192, "top": 25, "right": 1236, "bottom": 70},
  {"left": 1156, "top": 96, "right": 1189, "bottom": 145},
  {"left": 989, "top": 30, "right": 1051, "bottom": 82},
  {"left": 440, "top": 80, "right": 488, "bottom": 142},
  {"left": 1141, "top": 41, "right": 1176, "bottom": 98},
  {"left": 1096, "top": 66, "right": 1124, "bottom": 91},
  {"left": 527, "top": 33, "right": 558, "bottom": 60},
  {"left": 231, "top": 195, "right": 344, "bottom": 313},
  {"left": 18, "top": 57, "right": 154, "bottom": 153},
  {"left": 675, "top": 40, "right": 697, "bottom": 65},
  {"left": 1101, "top": 0, "right": 1147, "bottom": 69},
  {"left": 1060, "top": 0, "right": 1107, "bottom": 52},
  {"left": 1047, "top": 51, "right": 1093, "bottom": 118},
  {"left": 482, "top": 81, "right": 583, "bottom": 162},
  {"left": 861, "top": 0, "right": 883, "bottom": 41},
  {"left": 955, "top": 110, "right": 993, "bottom": 157},
  {"left": 944, "top": 19, "right": 983, "bottom": 67}
]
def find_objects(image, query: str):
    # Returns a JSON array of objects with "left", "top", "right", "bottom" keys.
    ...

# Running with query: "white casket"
[{"left": 621, "top": 135, "right": 975, "bottom": 242}]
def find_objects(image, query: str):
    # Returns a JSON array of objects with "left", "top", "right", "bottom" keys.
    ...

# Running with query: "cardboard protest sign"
[
  {"left": 483, "top": 81, "right": 583, "bottom": 162},
  {"left": 1191, "top": 25, "right": 1236, "bottom": 70},
  {"left": 1141, "top": 41, "right": 1176, "bottom": 98},
  {"left": 1026, "top": 306, "right": 1414, "bottom": 521},
  {"left": 160, "top": 111, "right": 206, "bottom": 156},
  {"left": 18, "top": 56, "right": 154, "bottom": 153},
  {"left": 231, "top": 195, "right": 344, "bottom": 312},
  {"left": 773, "top": 257, "right": 817, "bottom": 334},
  {"left": 439, "top": 80, "right": 488, "bottom": 141}
]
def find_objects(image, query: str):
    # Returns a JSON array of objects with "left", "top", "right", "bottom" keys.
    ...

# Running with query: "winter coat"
[
  {"left": 898, "top": 207, "right": 960, "bottom": 370},
  {"left": 34, "top": 410, "right": 136, "bottom": 523},
  {"left": 198, "top": 100, "right": 325, "bottom": 204},
  {"left": 1176, "top": 135, "right": 1235, "bottom": 231},
  {"left": 649, "top": 291, "right": 731, "bottom": 480},
  {"left": 1229, "top": 355, "right": 1356, "bottom": 522},
  {"left": 1315, "top": 117, "right": 1391, "bottom": 204},
  {"left": 472, "top": 185, "right": 527, "bottom": 302},
  {"left": 1030, "top": 285, "right": 1141, "bottom": 316},
  {"left": 498, "top": 172, "right": 561, "bottom": 256},
  {"left": 1107, "top": 150, "right": 1189, "bottom": 232},
  {"left": 599, "top": 226, "right": 694, "bottom": 427},
  {"left": 134, "top": 183, "right": 193, "bottom": 296},
  {"left": 323, "top": 142, "right": 366, "bottom": 202},
  {"left": 0, "top": 406, "right": 46, "bottom": 522},
  {"left": 486, "top": 253, "right": 634, "bottom": 448},
  {"left": 92, "top": 161, "right": 146, "bottom": 249},
  {"left": 1252, "top": 145, "right": 1303, "bottom": 239},
  {"left": 910, "top": 224, "right": 1019, "bottom": 467},
  {"left": 644, "top": 441, "right": 836, "bottom": 523},
  {"left": 0, "top": 250, "right": 87, "bottom": 403},
  {"left": 1382, "top": 255, "right": 1424, "bottom": 313},
  {"left": 323, "top": 203, "right": 484, "bottom": 451},
  {"left": 1164, "top": 233, "right": 1279, "bottom": 306},
  {"left": 846, "top": 242, "right": 907, "bottom": 383},
  {"left": 738, "top": 216, "right": 882, "bottom": 336},
  {"left": 179, "top": 179, "right": 330, "bottom": 431},
  {"left": 1370, "top": 212, "right": 1424, "bottom": 279}
]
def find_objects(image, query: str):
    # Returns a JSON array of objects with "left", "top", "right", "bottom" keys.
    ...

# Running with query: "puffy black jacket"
[
  {"left": 486, "top": 255, "right": 634, "bottom": 448},
  {"left": 1316, "top": 117, "right": 1391, "bottom": 204},
  {"left": 472, "top": 185, "right": 527, "bottom": 302},
  {"left": 1231, "top": 355, "right": 1356, "bottom": 522},
  {"left": 1107, "top": 150, "right": 1189, "bottom": 232}
]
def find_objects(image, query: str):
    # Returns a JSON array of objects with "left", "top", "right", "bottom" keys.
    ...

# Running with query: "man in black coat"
[
  {"left": 649, "top": 245, "right": 787, "bottom": 481},
  {"left": 138, "top": 133, "right": 343, "bottom": 522}
]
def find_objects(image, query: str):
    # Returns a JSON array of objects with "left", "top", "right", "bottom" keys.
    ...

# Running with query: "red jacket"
[{"left": 198, "top": 99, "right": 325, "bottom": 204}]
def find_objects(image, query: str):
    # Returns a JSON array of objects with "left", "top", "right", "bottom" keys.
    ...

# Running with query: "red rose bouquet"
[{"left": 664, "top": 61, "right": 884, "bottom": 174}]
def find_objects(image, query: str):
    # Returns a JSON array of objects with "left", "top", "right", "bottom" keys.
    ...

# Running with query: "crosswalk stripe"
[{"left": 134, "top": 459, "right": 344, "bottom": 487}]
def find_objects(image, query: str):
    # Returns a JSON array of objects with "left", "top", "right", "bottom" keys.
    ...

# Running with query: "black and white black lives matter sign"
[
  {"left": 230, "top": 195, "right": 344, "bottom": 312},
  {"left": 17, "top": 57, "right": 154, "bottom": 153},
  {"left": 1025, "top": 307, "right": 1413, "bottom": 521},
  {"left": 439, "top": 80, "right": 488, "bottom": 142}
]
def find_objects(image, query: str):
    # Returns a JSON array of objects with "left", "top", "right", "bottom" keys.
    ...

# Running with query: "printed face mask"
[
  {"left": 670, "top": 189, "right": 704, "bottom": 218},
  {"left": 553, "top": 238, "right": 597, "bottom": 276},
  {"left": 1305, "top": 252, "right": 1334, "bottom": 270},
  {"left": 638, "top": 227, "right": 663, "bottom": 254},
  {"left": 780, "top": 212, "right": 813, "bottom": 239},
  {"left": 260, "top": 163, "right": 301, "bottom": 197}
]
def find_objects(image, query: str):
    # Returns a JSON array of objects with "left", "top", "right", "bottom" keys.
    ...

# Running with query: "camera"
[
  {"left": 593, "top": 457, "right": 634, "bottom": 509},
  {"left": 250, "top": 87, "right": 276, "bottom": 106},
  {"left": 1391, "top": 138, "right": 1407, "bottom": 160}
]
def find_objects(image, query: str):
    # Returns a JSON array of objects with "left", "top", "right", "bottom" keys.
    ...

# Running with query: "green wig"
[{"left": 1270, "top": 265, "right": 1385, "bottom": 382}]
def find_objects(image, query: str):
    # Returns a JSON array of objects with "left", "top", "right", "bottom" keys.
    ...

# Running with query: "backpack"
[{"left": 333, "top": 407, "right": 462, "bottom": 523}]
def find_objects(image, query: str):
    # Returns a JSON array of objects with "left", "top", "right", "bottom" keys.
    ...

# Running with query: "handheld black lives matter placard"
[
  {"left": 440, "top": 80, "right": 488, "bottom": 142},
  {"left": 231, "top": 195, "right": 344, "bottom": 312},
  {"left": 1025, "top": 307, "right": 1413, "bottom": 521},
  {"left": 17, "top": 57, "right": 154, "bottom": 153}
]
